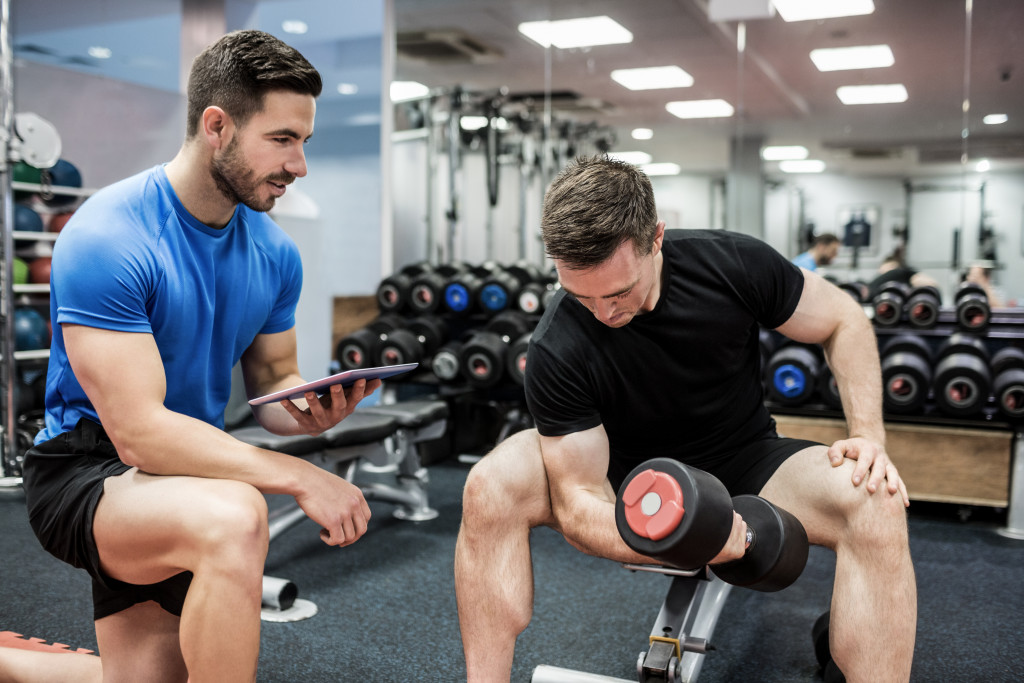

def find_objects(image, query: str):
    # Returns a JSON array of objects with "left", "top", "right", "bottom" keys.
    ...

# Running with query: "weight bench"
[
  {"left": 227, "top": 398, "right": 449, "bottom": 619},
  {"left": 532, "top": 564, "right": 733, "bottom": 683}
]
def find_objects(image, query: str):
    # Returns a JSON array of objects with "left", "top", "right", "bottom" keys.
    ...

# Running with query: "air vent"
[
  {"left": 507, "top": 90, "right": 617, "bottom": 116},
  {"left": 397, "top": 30, "right": 502, "bottom": 64}
]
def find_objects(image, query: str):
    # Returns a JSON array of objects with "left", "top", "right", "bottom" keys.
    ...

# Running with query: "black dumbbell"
[
  {"left": 838, "top": 281, "right": 869, "bottom": 303},
  {"left": 442, "top": 263, "right": 500, "bottom": 316},
  {"left": 615, "top": 458, "right": 809, "bottom": 592},
  {"left": 430, "top": 339, "right": 465, "bottom": 384},
  {"left": 517, "top": 273, "right": 559, "bottom": 315},
  {"left": 375, "top": 315, "right": 449, "bottom": 366},
  {"left": 880, "top": 334, "right": 934, "bottom": 415},
  {"left": 817, "top": 363, "right": 843, "bottom": 411},
  {"left": 376, "top": 262, "right": 434, "bottom": 314},
  {"left": 931, "top": 333, "right": 991, "bottom": 417},
  {"left": 506, "top": 332, "right": 532, "bottom": 385},
  {"left": 811, "top": 610, "right": 847, "bottom": 682},
  {"left": 904, "top": 285, "right": 942, "bottom": 329},
  {"left": 871, "top": 281, "right": 910, "bottom": 327},
  {"left": 458, "top": 311, "right": 534, "bottom": 388},
  {"left": 478, "top": 264, "right": 539, "bottom": 315},
  {"left": 954, "top": 282, "right": 991, "bottom": 333},
  {"left": 765, "top": 343, "right": 823, "bottom": 406},
  {"left": 991, "top": 346, "right": 1024, "bottom": 422},
  {"left": 407, "top": 262, "right": 468, "bottom": 315},
  {"left": 334, "top": 314, "right": 405, "bottom": 370}
]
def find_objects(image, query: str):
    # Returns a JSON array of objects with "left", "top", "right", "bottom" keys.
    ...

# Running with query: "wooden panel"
[
  {"left": 332, "top": 296, "right": 379, "bottom": 354},
  {"left": 773, "top": 415, "right": 1013, "bottom": 508}
]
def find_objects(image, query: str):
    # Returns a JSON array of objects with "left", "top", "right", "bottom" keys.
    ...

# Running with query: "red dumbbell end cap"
[{"left": 622, "top": 469, "right": 685, "bottom": 541}]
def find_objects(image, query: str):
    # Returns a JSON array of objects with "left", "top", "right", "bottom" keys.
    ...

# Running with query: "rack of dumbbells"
[
  {"left": 335, "top": 260, "right": 559, "bottom": 458},
  {"left": 762, "top": 280, "right": 1024, "bottom": 429}
]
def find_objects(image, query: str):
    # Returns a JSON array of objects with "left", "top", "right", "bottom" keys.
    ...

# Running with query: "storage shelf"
[
  {"left": 12, "top": 231, "right": 58, "bottom": 242},
  {"left": 13, "top": 180, "right": 95, "bottom": 198},
  {"left": 13, "top": 284, "right": 50, "bottom": 295},
  {"left": 13, "top": 349, "right": 50, "bottom": 362}
]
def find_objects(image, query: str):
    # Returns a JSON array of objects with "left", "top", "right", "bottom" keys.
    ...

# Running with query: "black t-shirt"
[{"left": 525, "top": 229, "right": 804, "bottom": 480}]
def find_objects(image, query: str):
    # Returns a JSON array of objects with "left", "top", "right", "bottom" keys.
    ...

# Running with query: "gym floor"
[{"left": 1, "top": 457, "right": 1022, "bottom": 682}]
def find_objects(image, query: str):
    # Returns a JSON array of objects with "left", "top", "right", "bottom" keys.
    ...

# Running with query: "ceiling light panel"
[
  {"left": 611, "top": 65, "right": 693, "bottom": 90},
  {"left": 836, "top": 84, "right": 908, "bottom": 104},
  {"left": 666, "top": 99, "right": 735, "bottom": 119},
  {"left": 983, "top": 114, "right": 1008, "bottom": 125},
  {"left": 642, "top": 163, "right": 682, "bottom": 176},
  {"left": 779, "top": 160, "right": 826, "bottom": 173},
  {"left": 762, "top": 145, "right": 808, "bottom": 160},
  {"left": 810, "top": 44, "right": 894, "bottom": 71},
  {"left": 609, "top": 151, "right": 653, "bottom": 165},
  {"left": 772, "top": 0, "right": 874, "bottom": 22},
  {"left": 518, "top": 16, "right": 633, "bottom": 49}
]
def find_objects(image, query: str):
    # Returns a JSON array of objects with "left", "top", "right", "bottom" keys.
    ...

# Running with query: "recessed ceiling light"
[
  {"left": 810, "top": 44, "right": 894, "bottom": 71},
  {"left": 836, "top": 84, "right": 907, "bottom": 105},
  {"left": 609, "top": 151, "right": 653, "bottom": 165},
  {"left": 642, "top": 162, "right": 681, "bottom": 176},
  {"left": 762, "top": 145, "right": 809, "bottom": 161},
  {"left": 282, "top": 20, "right": 308, "bottom": 35},
  {"left": 983, "top": 114, "right": 1008, "bottom": 125},
  {"left": 631, "top": 128, "right": 654, "bottom": 140},
  {"left": 88, "top": 46, "right": 112, "bottom": 59},
  {"left": 975, "top": 159, "right": 991, "bottom": 172},
  {"left": 611, "top": 65, "right": 693, "bottom": 90},
  {"left": 390, "top": 81, "right": 429, "bottom": 102},
  {"left": 779, "top": 160, "right": 826, "bottom": 173},
  {"left": 518, "top": 16, "right": 633, "bottom": 49},
  {"left": 666, "top": 99, "right": 735, "bottom": 119},
  {"left": 336, "top": 83, "right": 358, "bottom": 95},
  {"left": 772, "top": 0, "right": 874, "bottom": 22}
]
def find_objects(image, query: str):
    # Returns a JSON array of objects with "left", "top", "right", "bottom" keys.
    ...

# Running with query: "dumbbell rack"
[{"left": 765, "top": 306, "right": 1024, "bottom": 539}]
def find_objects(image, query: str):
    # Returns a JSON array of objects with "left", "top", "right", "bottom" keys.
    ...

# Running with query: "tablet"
[{"left": 247, "top": 363, "right": 418, "bottom": 406}]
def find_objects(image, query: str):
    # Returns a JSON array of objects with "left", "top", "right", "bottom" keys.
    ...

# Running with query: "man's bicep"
[
  {"left": 775, "top": 269, "right": 857, "bottom": 345},
  {"left": 239, "top": 328, "right": 301, "bottom": 398},
  {"left": 540, "top": 425, "right": 612, "bottom": 495}
]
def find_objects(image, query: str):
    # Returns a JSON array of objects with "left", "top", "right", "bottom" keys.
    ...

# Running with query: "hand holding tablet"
[{"left": 248, "top": 363, "right": 418, "bottom": 406}]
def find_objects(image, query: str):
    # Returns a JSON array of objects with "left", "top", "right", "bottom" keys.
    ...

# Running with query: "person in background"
[
  {"left": 963, "top": 261, "right": 1006, "bottom": 307},
  {"left": 6, "top": 30, "right": 379, "bottom": 683},
  {"left": 792, "top": 233, "right": 840, "bottom": 271},
  {"left": 866, "top": 247, "right": 941, "bottom": 301}
]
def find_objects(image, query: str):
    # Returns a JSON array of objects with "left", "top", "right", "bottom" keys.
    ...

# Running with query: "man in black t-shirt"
[{"left": 454, "top": 156, "right": 916, "bottom": 683}]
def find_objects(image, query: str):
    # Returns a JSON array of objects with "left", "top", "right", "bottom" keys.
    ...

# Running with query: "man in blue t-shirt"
[
  {"left": 792, "top": 232, "right": 840, "bottom": 271},
  {"left": 16, "top": 30, "right": 378, "bottom": 682},
  {"left": 454, "top": 157, "right": 916, "bottom": 683}
]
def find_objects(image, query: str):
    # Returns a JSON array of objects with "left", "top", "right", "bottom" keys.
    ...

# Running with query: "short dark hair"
[
  {"left": 541, "top": 155, "right": 659, "bottom": 270},
  {"left": 813, "top": 233, "right": 840, "bottom": 247},
  {"left": 185, "top": 29, "right": 322, "bottom": 138}
]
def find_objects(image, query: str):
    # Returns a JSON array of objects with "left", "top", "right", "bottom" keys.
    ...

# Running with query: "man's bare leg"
[
  {"left": 0, "top": 647, "right": 101, "bottom": 683},
  {"left": 759, "top": 447, "right": 916, "bottom": 683},
  {"left": 94, "top": 471, "right": 269, "bottom": 683},
  {"left": 455, "top": 430, "right": 554, "bottom": 681}
]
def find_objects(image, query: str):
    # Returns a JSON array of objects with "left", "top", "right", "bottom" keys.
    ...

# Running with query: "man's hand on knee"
[{"left": 826, "top": 437, "right": 909, "bottom": 507}]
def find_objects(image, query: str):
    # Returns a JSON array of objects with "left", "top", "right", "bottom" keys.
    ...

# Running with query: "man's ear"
[
  {"left": 651, "top": 220, "right": 666, "bottom": 256},
  {"left": 201, "top": 106, "right": 233, "bottom": 150}
]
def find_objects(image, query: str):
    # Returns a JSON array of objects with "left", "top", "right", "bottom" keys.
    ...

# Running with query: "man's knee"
[
  {"left": 462, "top": 429, "right": 549, "bottom": 526},
  {"left": 838, "top": 481, "right": 909, "bottom": 552},
  {"left": 191, "top": 480, "right": 269, "bottom": 566}
]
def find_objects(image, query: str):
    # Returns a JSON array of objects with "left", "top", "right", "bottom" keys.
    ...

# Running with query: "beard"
[{"left": 210, "top": 137, "right": 294, "bottom": 213}]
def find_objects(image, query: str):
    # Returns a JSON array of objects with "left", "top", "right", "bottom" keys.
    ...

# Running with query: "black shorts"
[
  {"left": 607, "top": 432, "right": 824, "bottom": 496},
  {"left": 22, "top": 418, "right": 193, "bottom": 621}
]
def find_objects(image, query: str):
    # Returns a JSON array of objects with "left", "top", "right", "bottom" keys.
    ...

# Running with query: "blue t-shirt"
[
  {"left": 37, "top": 165, "right": 302, "bottom": 443},
  {"left": 791, "top": 251, "right": 817, "bottom": 271}
]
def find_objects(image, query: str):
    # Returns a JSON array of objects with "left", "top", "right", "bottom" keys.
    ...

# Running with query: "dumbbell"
[
  {"left": 880, "top": 334, "right": 934, "bottom": 415},
  {"left": 991, "top": 346, "right": 1024, "bottom": 422},
  {"left": 376, "top": 261, "right": 434, "bottom": 314},
  {"left": 506, "top": 332, "right": 532, "bottom": 385},
  {"left": 904, "top": 285, "right": 942, "bottom": 329},
  {"left": 871, "top": 281, "right": 910, "bottom": 327},
  {"left": 931, "top": 333, "right": 991, "bottom": 417},
  {"left": 334, "top": 314, "right": 405, "bottom": 370},
  {"left": 765, "top": 343, "right": 823, "bottom": 406},
  {"left": 817, "top": 363, "right": 843, "bottom": 411},
  {"left": 838, "top": 280, "right": 869, "bottom": 303},
  {"left": 406, "top": 262, "right": 468, "bottom": 315},
  {"left": 615, "top": 458, "right": 809, "bottom": 592},
  {"left": 811, "top": 610, "right": 847, "bottom": 683},
  {"left": 457, "top": 311, "right": 534, "bottom": 388},
  {"left": 375, "top": 315, "right": 449, "bottom": 366},
  {"left": 442, "top": 263, "right": 501, "bottom": 316},
  {"left": 430, "top": 339, "right": 465, "bottom": 384},
  {"left": 954, "top": 282, "right": 991, "bottom": 333},
  {"left": 478, "top": 264, "right": 540, "bottom": 315},
  {"left": 516, "top": 273, "right": 558, "bottom": 315}
]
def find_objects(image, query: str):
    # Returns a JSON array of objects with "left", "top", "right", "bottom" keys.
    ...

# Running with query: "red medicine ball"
[{"left": 29, "top": 257, "right": 52, "bottom": 284}]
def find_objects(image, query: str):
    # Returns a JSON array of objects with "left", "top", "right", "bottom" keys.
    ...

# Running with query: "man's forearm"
[{"left": 823, "top": 313, "right": 886, "bottom": 444}]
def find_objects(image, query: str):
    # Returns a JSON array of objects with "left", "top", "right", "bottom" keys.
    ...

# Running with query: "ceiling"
[{"left": 9, "top": 0, "right": 1024, "bottom": 177}]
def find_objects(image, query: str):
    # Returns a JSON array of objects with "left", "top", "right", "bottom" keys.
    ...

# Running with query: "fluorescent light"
[
  {"left": 282, "top": 19, "right": 308, "bottom": 34},
  {"left": 460, "top": 116, "right": 511, "bottom": 131},
  {"left": 631, "top": 128, "right": 654, "bottom": 140},
  {"left": 836, "top": 84, "right": 907, "bottom": 105},
  {"left": 518, "top": 16, "right": 633, "bottom": 49},
  {"left": 983, "top": 113, "right": 1008, "bottom": 125},
  {"left": 611, "top": 65, "right": 693, "bottom": 90},
  {"left": 773, "top": 0, "right": 874, "bottom": 22},
  {"left": 976, "top": 159, "right": 991, "bottom": 172},
  {"left": 88, "top": 46, "right": 112, "bottom": 59},
  {"left": 810, "top": 44, "right": 893, "bottom": 71},
  {"left": 608, "top": 151, "right": 653, "bottom": 165},
  {"left": 336, "top": 83, "right": 358, "bottom": 95},
  {"left": 390, "top": 81, "right": 429, "bottom": 102},
  {"left": 642, "top": 162, "right": 681, "bottom": 176},
  {"left": 762, "top": 145, "right": 809, "bottom": 161},
  {"left": 666, "top": 99, "right": 734, "bottom": 119},
  {"left": 779, "top": 160, "right": 826, "bottom": 173}
]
